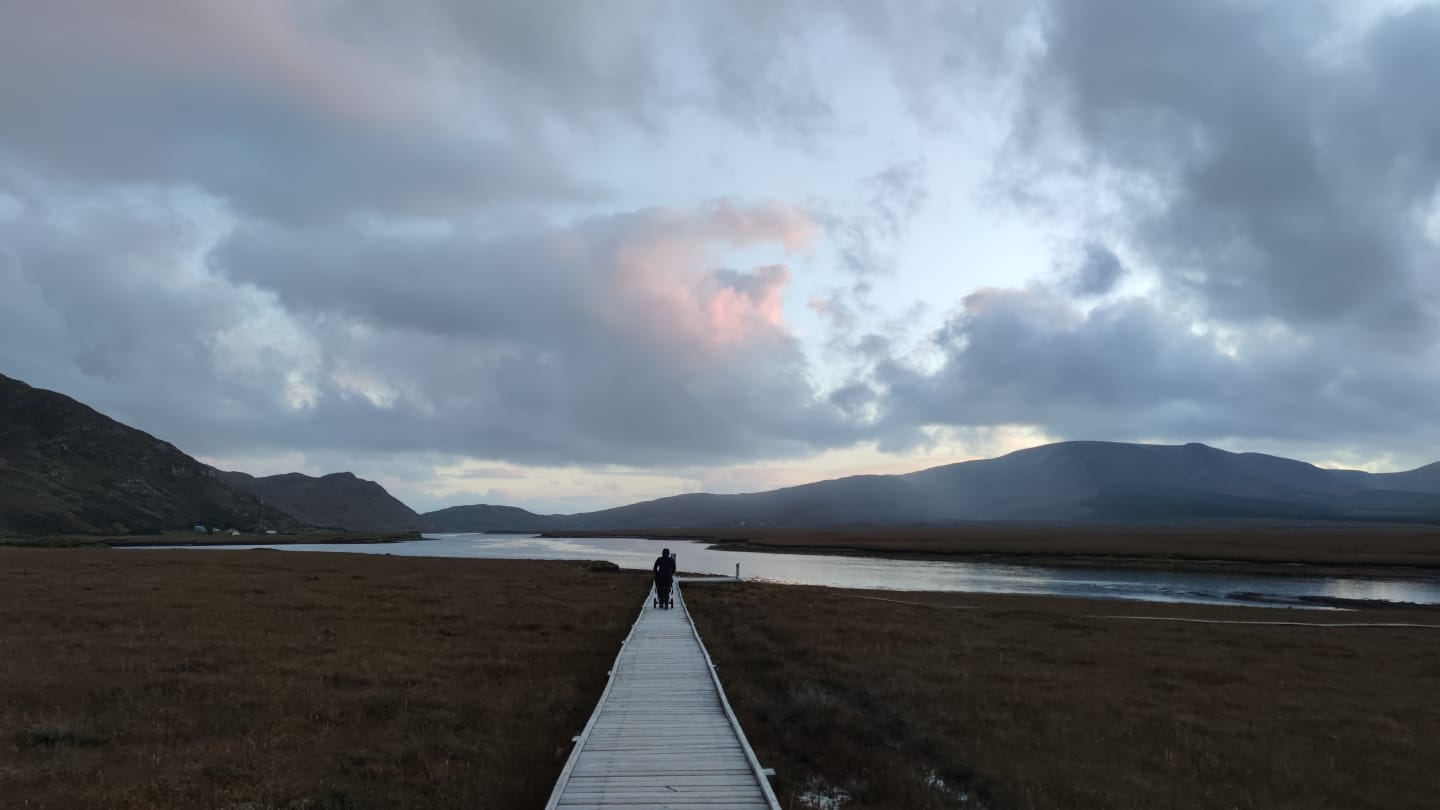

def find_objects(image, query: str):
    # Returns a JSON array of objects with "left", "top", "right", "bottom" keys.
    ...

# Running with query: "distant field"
[
  {"left": 0, "top": 549, "right": 643, "bottom": 810},
  {"left": 685, "top": 582, "right": 1440, "bottom": 810},
  {"left": 0, "top": 530, "right": 425, "bottom": 548},
  {"left": 556, "top": 525, "right": 1440, "bottom": 575}
]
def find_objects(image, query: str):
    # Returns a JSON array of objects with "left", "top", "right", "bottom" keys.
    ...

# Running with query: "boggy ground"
[
  {"left": 557, "top": 525, "right": 1440, "bottom": 578},
  {"left": 684, "top": 582, "right": 1440, "bottom": 810},
  {"left": 0, "top": 549, "right": 645, "bottom": 810},
  {"left": 1, "top": 530, "right": 425, "bottom": 548}
]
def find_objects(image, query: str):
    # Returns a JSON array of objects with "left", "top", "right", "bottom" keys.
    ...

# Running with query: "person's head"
[{"left": 662, "top": 548, "right": 670, "bottom": 557}]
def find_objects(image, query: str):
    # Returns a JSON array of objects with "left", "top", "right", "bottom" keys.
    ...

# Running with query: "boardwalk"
[{"left": 545, "top": 581, "right": 781, "bottom": 810}]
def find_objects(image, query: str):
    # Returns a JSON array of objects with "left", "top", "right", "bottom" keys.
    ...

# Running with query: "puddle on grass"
[
  {"left": 924, "top": 768, "right": 978, "bottom": 806},
  {"left": 797, "top": 778, "right": 852, "bottom": 810}
]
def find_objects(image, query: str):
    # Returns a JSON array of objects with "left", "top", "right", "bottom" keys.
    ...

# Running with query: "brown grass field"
[
  {"left": 0, "top": 549, "right": 645, "bottom": 810},
  {"left": 553, "top": 525, "right": 1440, "bottom": 577},
  {"left": 7, "top": 545, "right": 1438, "bottom": 810},
  {"left": 0, "top": 530, "right": 426, "bottom": 549},
  {"left": 685, "top": 582, "right": 1440, "bottom": 810}
]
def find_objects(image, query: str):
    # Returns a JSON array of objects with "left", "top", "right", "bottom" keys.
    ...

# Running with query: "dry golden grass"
[
  {"left": 685, "top": 583, "right": 1440, "bottom": 810},
  {"left": 0, "top": 549, "right": 646, "bottom": 810},
  {"left": 2, "top": 530, "right": 425, "bottom": 548}
]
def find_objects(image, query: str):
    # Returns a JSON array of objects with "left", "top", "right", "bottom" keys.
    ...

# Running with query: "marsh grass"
[
  {"left": 686, "top": 583, "right": 1440, "bottom": 810},
  {"left": 0, "top": 549, "right": 644, "bottom": 809},
  {"left": 1, "top": 530, "right": 426, "bottom": 549}
]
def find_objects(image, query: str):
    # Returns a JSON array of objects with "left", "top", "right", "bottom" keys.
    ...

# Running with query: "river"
[{"left": 146, "top": 532, "right": 1440, "bottom": 609}]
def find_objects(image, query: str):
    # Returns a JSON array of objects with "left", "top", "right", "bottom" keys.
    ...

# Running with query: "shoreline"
[
  {"left": 536, "top": 526, "right": 1440, "bottom": 581},
  {"left": 708, "top": 540, "right": 1440, "bottom": 581}
]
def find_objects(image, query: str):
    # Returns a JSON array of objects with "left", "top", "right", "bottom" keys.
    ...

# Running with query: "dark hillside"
[
  {"left": 0, "top": 373, "right": 292, "bottom": 535},
  {"left": 220, "top": 471, "right": 424, "bottom": 532}
]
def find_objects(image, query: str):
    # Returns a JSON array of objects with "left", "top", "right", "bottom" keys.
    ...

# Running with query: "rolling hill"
[
  {"left": 424, "top": 441, "right": 1440, "bottom": 531},
  {"left": 423, "top": 504, "right": 564, "bottom": 533},
  {"left": 9, "top": 369, "right": 1440, "bottom": 535}
]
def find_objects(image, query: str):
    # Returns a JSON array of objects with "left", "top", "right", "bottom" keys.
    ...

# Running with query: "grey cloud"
[
  {"left": 1063, "top": 242, "right": 1126, "bottom": 297},
  {"left": 1019, "top": 0, "right": 1440, "bottom": 340},
  {"left": 828, "top": 382, "right": 879, "bottom": 417},
  {"left": 1, "top": 195, "right": 870, "bottom": 468},
  {"left": 9, "top": 0, "right": 1440, "bottom": 480},
  {"left": 0, "top": 2, "right": 595, "bottom": 222},
  {"left": 830, "top": 160, "right": 929, "bottom": 277},
  {"left": 348, "top": 0, "right": 837, "bottom": 135},
  {"left": 876, "top": 285, "right": 1440, "bottom": 452},
  {"left": 828, "top": 0, "right": 1440, "bottom": 464},
  {"left": 0, "top": 0, "right": 858, "bottom": 224},
  {"left": 0, "top": 194, "right": 305, "bottom": 449},
  {"left": 352, "top": 0, "right": 667, "bottom": 128},
  {"left": 2, "top": 0, "right": 967, "bottom": 226},
  {"left": 684, "top": 0, "right": 859, "bottom": 138},
  {"left": 201, "top": 203, "right": 868, "bottom": 466}
]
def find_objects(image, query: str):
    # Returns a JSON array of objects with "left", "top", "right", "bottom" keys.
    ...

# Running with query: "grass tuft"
[{"left": 15, "top": 725, "right": 111, "bottom": 750}]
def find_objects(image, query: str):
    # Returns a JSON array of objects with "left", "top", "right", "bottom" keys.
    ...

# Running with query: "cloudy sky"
[{"left": 4, "top": 0, "right": 1440, "bottom": 514}]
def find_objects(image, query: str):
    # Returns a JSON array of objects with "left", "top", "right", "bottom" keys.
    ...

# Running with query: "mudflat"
[
  {"left": 0, "top": 549, "right": 643, "bottom": 810},
  {"left": 685, "top": 582, "right": 1440, "bottom": 810}
]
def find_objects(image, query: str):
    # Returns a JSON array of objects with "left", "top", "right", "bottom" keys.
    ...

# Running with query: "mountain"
[
  {"left": 424, "top": 441, "right": 1440, "bottom": 530},
  {"left": 0, "top": 373, "right": 295, "bottom": 535},
  {"left": 424, "top": 504, "right": 561, "bottom": 533},
  {"left": 11, "top": 366, "right": 1438, "bottom": 535},
  {"left": 219, "top": 471, "right": 425, "bottom": 533}
]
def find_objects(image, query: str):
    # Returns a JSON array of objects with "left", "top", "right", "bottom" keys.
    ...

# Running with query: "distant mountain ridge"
[
  {"left": 0, "top": 373, "right": 295, "bottom": 535},
  {"left": 423, "top": 441, "right": 1440, "bottom": 531},
  {"left": 9, "top": 370, "right": 1440, "bottom": 536},
  {"left": 219, "top": 471, "right": 425, "bottom": 532}
]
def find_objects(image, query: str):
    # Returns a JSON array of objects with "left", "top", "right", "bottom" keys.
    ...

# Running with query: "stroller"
[{"left": 653, "top": 576, "right": 674, "bottom": 609}]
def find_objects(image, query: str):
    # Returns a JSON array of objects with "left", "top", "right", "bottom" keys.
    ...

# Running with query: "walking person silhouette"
[{"left": 653, "top": 548, "right": 676, "bottom": 608}]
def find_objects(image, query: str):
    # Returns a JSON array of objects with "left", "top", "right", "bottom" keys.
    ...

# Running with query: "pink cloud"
[
  {"left": 703, "top": 265, "right": 789, "bottom": 343},
  {"left": 592, "top": 202, "right": 814, "bottom": 350},
  {"left": 703, "top": 200, "right": 819, "bottom": 252}
]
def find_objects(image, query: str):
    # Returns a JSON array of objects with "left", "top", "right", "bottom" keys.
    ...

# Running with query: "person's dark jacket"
[{"left": 653, "top": 555, "right": 676, "bottom": 580}]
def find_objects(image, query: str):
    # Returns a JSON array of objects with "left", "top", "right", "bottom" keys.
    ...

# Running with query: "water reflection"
[{"left": 147, "top": 533, "right": 1440, "bottom": 608}]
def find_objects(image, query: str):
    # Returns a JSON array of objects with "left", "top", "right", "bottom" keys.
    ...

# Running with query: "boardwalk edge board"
[
  {"left": 543, "top": 588, "right": 644, "bottom": 809},
  {"left": 684, "top": 582, "right": 784, "bottom": 810}
]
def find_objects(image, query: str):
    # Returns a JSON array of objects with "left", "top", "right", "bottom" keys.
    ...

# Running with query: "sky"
[{"left": 3, "top": 0, "right": 1440, "bottom": 514}]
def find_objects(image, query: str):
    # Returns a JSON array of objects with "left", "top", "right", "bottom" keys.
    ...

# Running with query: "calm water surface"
[{"left": 153, "top": 532, "right": 1440, "bottom": 609}]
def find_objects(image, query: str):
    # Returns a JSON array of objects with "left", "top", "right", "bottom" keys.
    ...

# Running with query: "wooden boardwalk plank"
[{"left": 546, "top": 581, "right": 780, "bottom": 810}]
